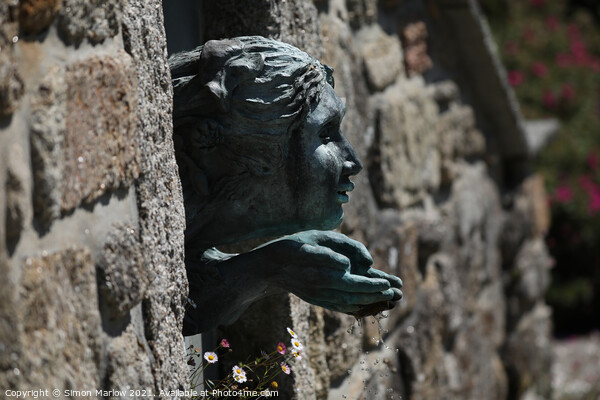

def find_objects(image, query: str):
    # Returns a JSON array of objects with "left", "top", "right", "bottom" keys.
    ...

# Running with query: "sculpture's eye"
[{"left": 319, "top": 121, "right": 339, "bottom": 144}]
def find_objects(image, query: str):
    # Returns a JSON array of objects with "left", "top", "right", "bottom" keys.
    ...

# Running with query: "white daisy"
[{"left": 203, "top": 352, "right": 218, "bottom": 363}]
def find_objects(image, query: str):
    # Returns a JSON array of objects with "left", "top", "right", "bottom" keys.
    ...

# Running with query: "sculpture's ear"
[{"left": 200, "top": 39, "right": 264, "bottom": 112}]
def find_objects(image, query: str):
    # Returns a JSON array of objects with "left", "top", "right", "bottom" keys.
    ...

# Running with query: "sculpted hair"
[{"left": 169, "top": 36, "right": 334, "bottom": 238}]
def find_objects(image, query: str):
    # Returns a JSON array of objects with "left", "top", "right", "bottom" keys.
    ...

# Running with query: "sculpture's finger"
[
  {"left": 300, "top": 243, "right": 351, "bottom": 271},
  {"left": 308, "top": 231, "right": 373, "bottom": 267},
  {"left": 313, "top": 288, "right": 396, "bottom": 306},
  {"left": 331, "top": 273, "right": 391, "bottom": 293},
  {"left": 366, "top": 268, "right": 403, "bottom": 289}
]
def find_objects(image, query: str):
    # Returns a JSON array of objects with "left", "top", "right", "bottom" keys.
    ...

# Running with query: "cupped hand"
[{"left": 258, "top": 230, "right": 403, "bottom": 314}]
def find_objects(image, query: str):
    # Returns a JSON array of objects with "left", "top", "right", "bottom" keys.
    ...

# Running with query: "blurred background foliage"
[{"left": 480, "top": 0, "right": 600, "bottom": 336}]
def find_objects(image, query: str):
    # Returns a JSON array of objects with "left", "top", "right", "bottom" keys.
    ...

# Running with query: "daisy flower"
[
  {"left": 276, "top": 342, "right": 287, "bottom": 355},
  {"left": 291, "top": 338, "right": 303, "bottom": 351},
  {"left": 292, "top": 350, "right": 302, "bottom": 360},
  {"left": 204, "top": 352, "right": 218, "bottom": 363},
  {"left": 232, "top": 365, "right": 246, "bottom": 380},
  {"left": 281, "top": 362, "right": 291, "bottom": 375},
  {"left": 233, "top": 373, "right": 247, "bottom": 383},
  {"left": 286, "top": 327, "right": 297, "bottom": 338}
]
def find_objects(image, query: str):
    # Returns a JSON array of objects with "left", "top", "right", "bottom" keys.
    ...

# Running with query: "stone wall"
[
  {"left": 194, "top": 1, "right": 553, "bottom": 399},
  {"left": 0, "top": 1, "right": 188, "bottom": 398},
  {"left": 1, "top": 0, "right": 553, "bottom": 399}
]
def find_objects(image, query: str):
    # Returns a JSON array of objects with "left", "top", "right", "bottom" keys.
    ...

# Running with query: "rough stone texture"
[
  {"left": 369, "top": 79, "right": 441, "bottom": 208},
  {"left": 181, "top": 2, "right": 553, "bottom": 399},
  {"left": 57, "top": 0, "right": 120, "bottom": 45},
  {"left": 18, "top": 248, "right": 101, "bottom": 394},
  {"left": 97, "top": 224, "right": 152, "bottom": 318},
  {"left": 1, "top": 0, "right": 187, "bottom": 398},
  {"left": 18, "top": 0, "right": 61, "bottom": 35},
  {"left": 30, "top": 65, "right": 66, "bottom": 227},
  {"left": 0, "top": 1, "right": 24, "bottom": 116},
  {"left": 121, "top": 0, "right": 188, "bottom": 393},
  {"left": 203, "top": 0, "right": 323, "bottom": 58},
  {"left": 356, "top": 25, "right": 404, "bottom": 92},
  {"left": 5, "top": 143, "right": 31, "bottom": 251},
  {"left": 62, "top": 52, "right": 139, "bottom": 212},
  {"left": 401, "top": 21, "right": 433, "bottom": 77},
  {"left": 105, "top": 324, "right": 155, "bottom": 398}
]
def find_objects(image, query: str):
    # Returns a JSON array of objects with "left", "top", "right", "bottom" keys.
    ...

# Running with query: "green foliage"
[{"left": 481, "top": 0, "right": 600, "bottom": 334}]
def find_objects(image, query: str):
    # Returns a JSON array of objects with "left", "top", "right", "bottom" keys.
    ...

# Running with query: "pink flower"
[
  {"left": 276, "top": 342, "right": 287, "bottom": 355},
  {"left": 508, "top": 70, "right": 524, "bottom": 87},
  {"left": 546, "top": 16, "right": 560, "bottom": 31},
  {"left": 542, "top": 90, "right": 557, "bottom": 109},
  {"left": 587, "top": 151, "right": 598, "bottom": 171},
  {"left": 554, "top": 183, "right": 573, "bottom": 203},
  {"left": 280, "top": 362, "right": 291, "bottom": 375},
  {"left": 560, "top": 83, "right": 576, "bottom": 101},
  {"left": 220, "top": 338, "right": 230, "bottom": 348},
  {"left": 589, "top": 190, "right": 600, "bottom": 214},
  {"left": 531, "top": 62, "right": 548, "bottom": 78}
]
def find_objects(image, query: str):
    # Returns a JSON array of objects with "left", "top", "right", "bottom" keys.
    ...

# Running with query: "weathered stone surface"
[
  {"left": 323, "top": 309, "right": 362, "bottom": 383},
  {"left": 18, "top": 248, "right": 101, "bottom": 393},
  {"left": 19, "top": 0, "right": 61, "bottom": 35},
  {"left": 30, "top": 65, "right": 66, "bottom": 227},
  {"left": 203, "top": 0, "right": 322, "bottom": 58},
  {"left": 369, "top": 79, "right": 441, "bottom": 208},
  {"left": 105, "top": 325, "right": 154, "bottom": 399},
  {"left": 503, "top": 303, "right": 553, "bottom": 399},
  {"left": 0, "top": 2, "right": 24, "bottom": 116},
  {"left": 366, "top": 214, "right": 420, "bottom": 343},
  {"left": 57, "top": 0, "right": 120, "bottom": 45},
  {"left": 356, "top": 25, "right": 403, "bottom": 92},
  {"left": 346, "top": 0, "right": 377, "bottom": 29},
  {"left": 63, "top": 52, "right": 139, "bottom": 212},
  {"left": 437, "top": 103, "right": 486, "bottom": 184},
  {"left": 121, "top": 0, "right": 188, "bottom": 393},
  {"left": 401, "top": 21, "right": 432, "bottom": 77},
  {"left": 506, "top": 238, "right": 552, "bottom": 327},
  {"left": 5, "top": 143, "right": 31, "bottom": 250},
  {"left": 97, "top": 223, "right": 152, "bottom": 318}
]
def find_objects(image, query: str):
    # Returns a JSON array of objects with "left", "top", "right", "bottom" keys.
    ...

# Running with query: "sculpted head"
[{"left": 170, "top": 36, "right": 362, "bottom": 246}]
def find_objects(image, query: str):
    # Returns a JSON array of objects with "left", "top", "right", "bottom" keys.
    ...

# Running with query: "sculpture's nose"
[{"left": 341, "top": 136, "right": 363, "bottom": 176}]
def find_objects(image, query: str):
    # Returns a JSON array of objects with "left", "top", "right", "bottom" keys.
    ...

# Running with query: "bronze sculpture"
[{"left": 170, "top": 36, "right": 403, "bottom": 335}]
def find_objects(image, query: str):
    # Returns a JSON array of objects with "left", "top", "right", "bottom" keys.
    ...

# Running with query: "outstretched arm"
[{"left": 183, "top": 231, "right": 403, "bottom": 335}]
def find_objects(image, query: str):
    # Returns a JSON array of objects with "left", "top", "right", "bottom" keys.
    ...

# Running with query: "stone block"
[
  {"left": 401, "top": 21, "right": 432, "bottom": 77},
  {"left": 97, "top": 223, "right": 152, "bottom": 318},
  {"left": 323, "top": 309, "right": 362, "bottom": 383},
  {"left": 105, "top": 325, "right": 154, "bottom": 398},
  {"left": 203, "top": 0, "right": 322, "bottom": 58},
  {"left": 369, "top": 79, "right": 441, "bottom": 208},
  {"left": 0, "top": 2, "right": 24, "bottom": 116},
  {"left": 365, "top": 214, "right": 420, "bottom": 346},
  {"left": 57, "top": 0, "right": 120, "bottom": 45},
  {"left": 62, "top": 52, "right": 139, "bottom": 211},
  {"left": 356, "top": 25, "right": 403, "bottom": 92},
  {"left": 19, "top": 0, "right": 61, "bottom": 35},
  {"left": 30, "top": 65, "right": 66, "bottom": 227},
  {"left": 346, "top": 0, "right": 377, "bottom": 29},
  {"left": 5, "top": 143, "right": 31, "bottom": 250},
  {"left": 522, "top": 174, "right": 550, "bottom": 237},
  {"left": 502, "top": 303, "right": 553, "bottom": 399},
  {"left": 18, "top": 248, "right": 101, "bottom": 393}
]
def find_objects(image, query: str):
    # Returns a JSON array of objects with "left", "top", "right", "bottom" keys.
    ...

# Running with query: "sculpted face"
[{"left": 285, "top": 83, "right": 363, "bottom": 230}]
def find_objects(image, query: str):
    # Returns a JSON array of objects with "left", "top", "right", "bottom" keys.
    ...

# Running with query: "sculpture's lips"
[{"left": 336, "top": 182, "right": 355, "bottom": 203}]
